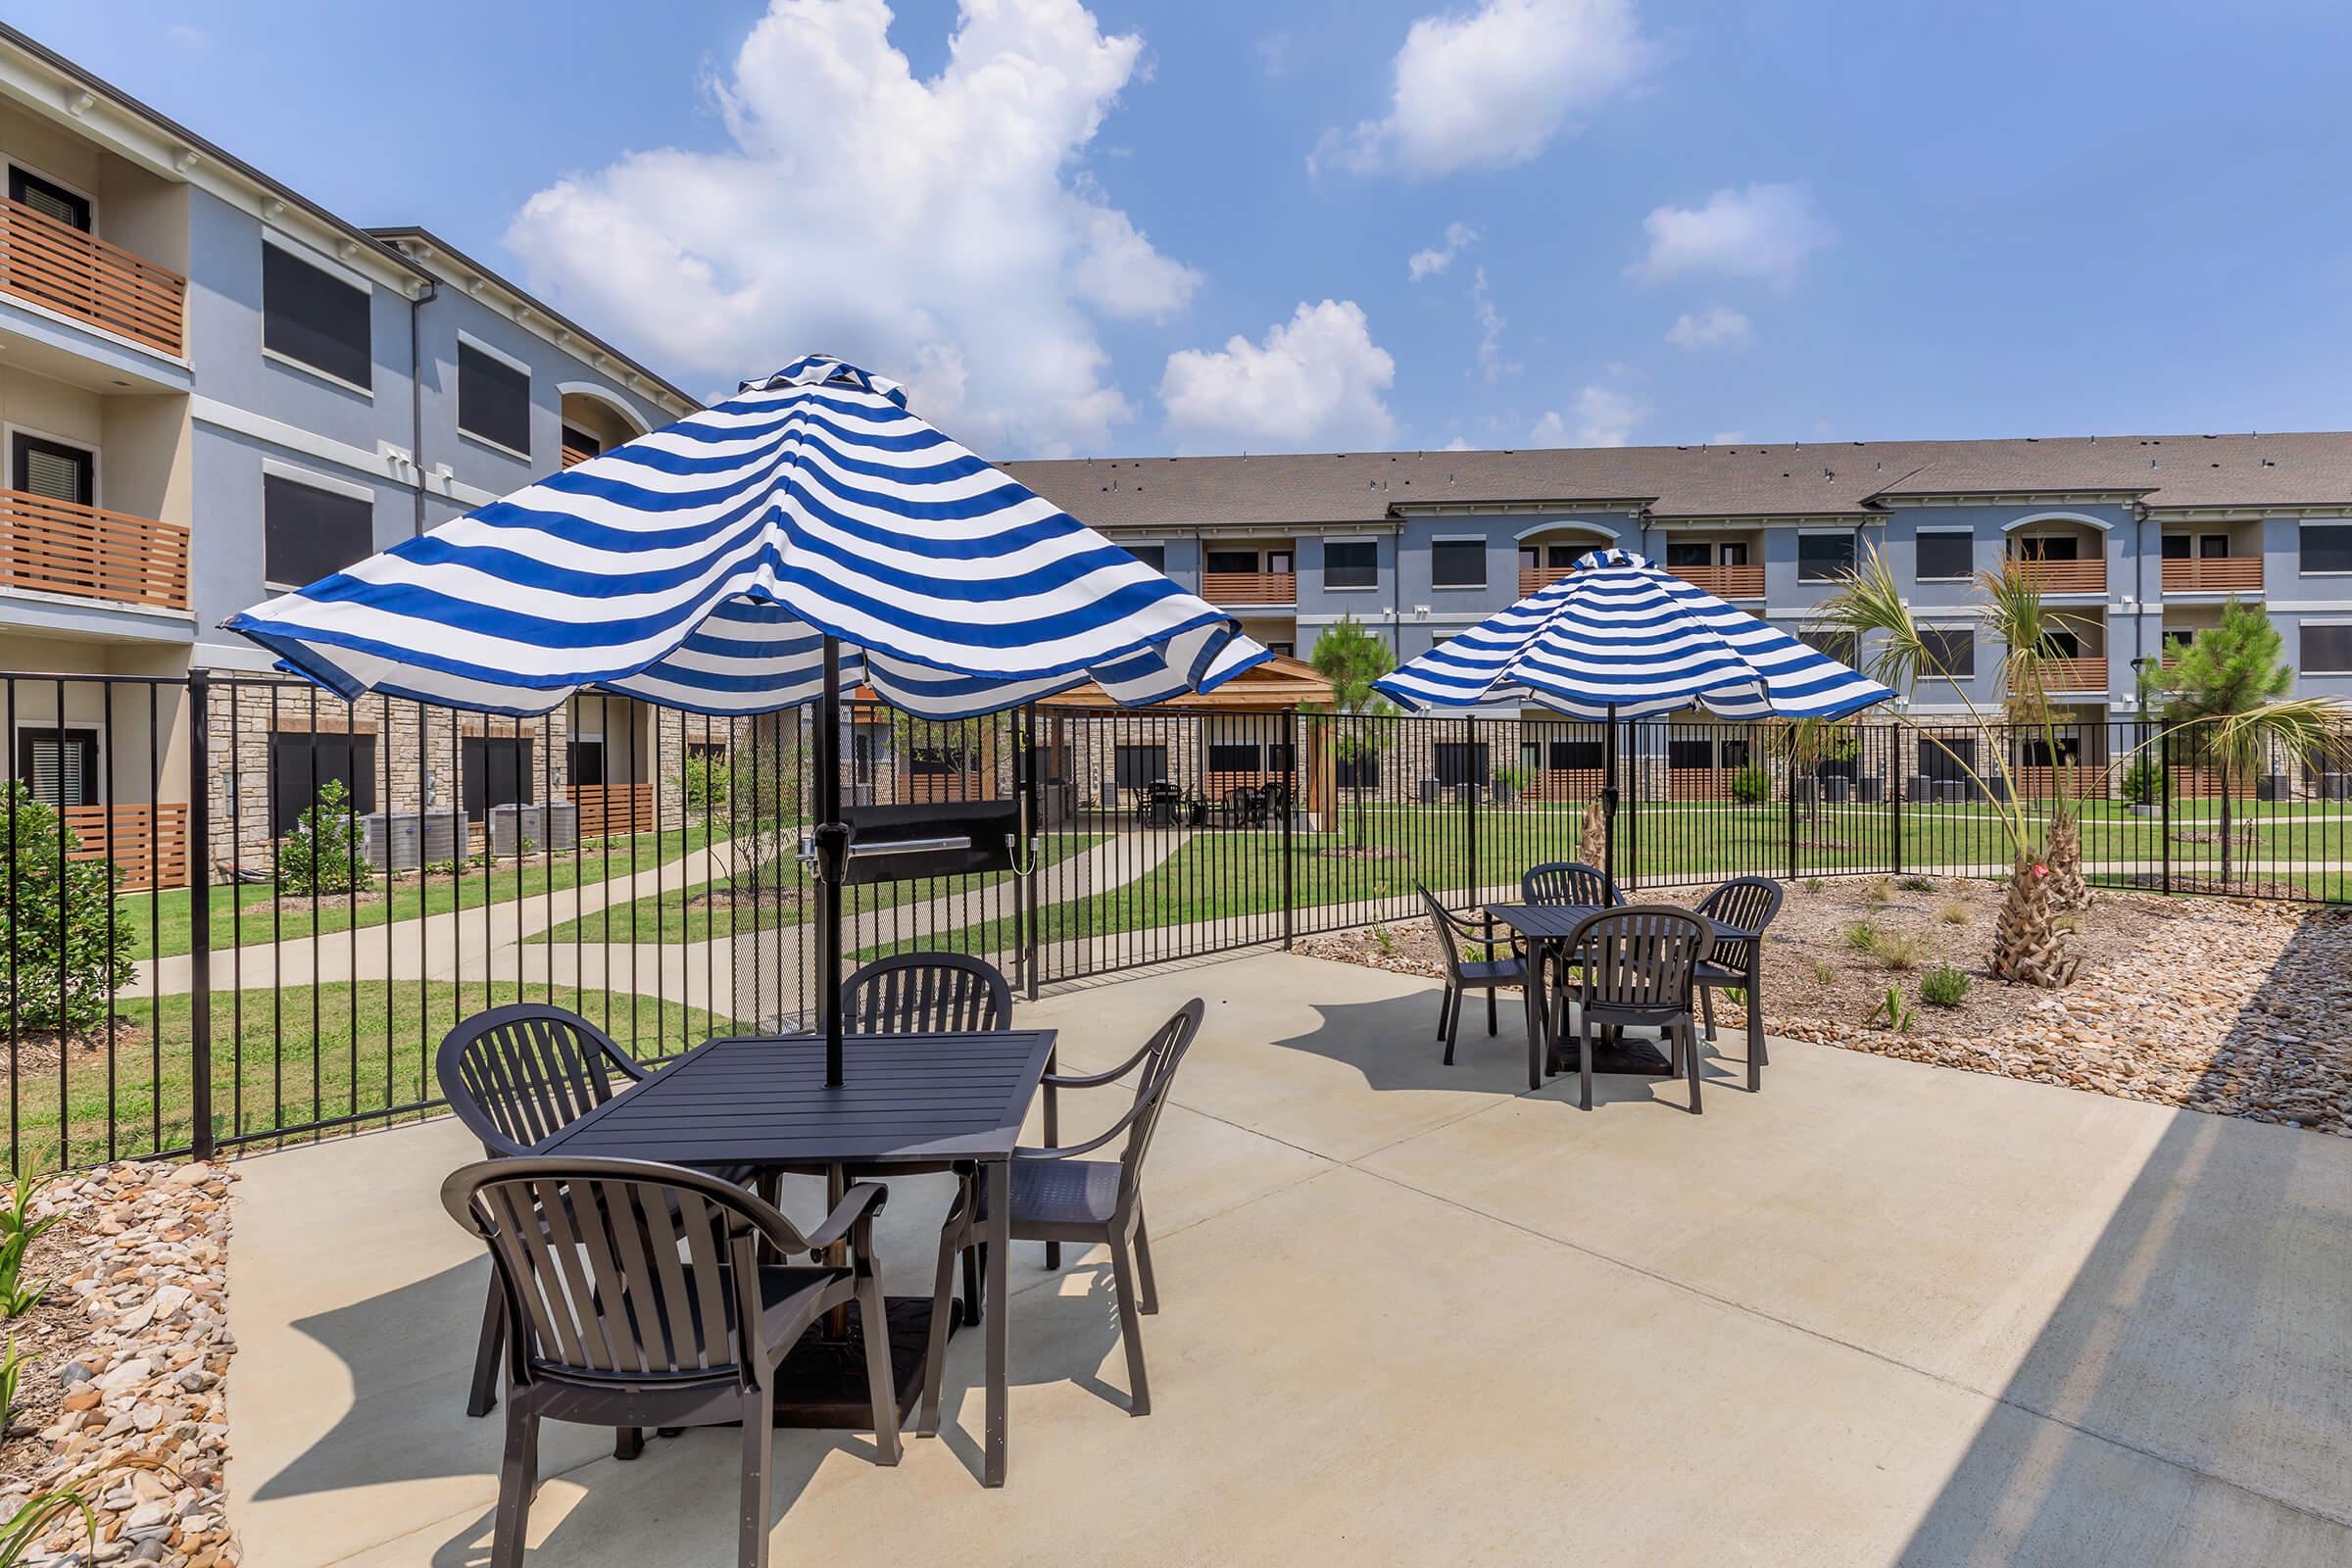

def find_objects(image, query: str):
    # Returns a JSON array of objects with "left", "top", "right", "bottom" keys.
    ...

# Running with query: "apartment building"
[{"left": 0, "top": 26, "right": 702, "bottom": 877}]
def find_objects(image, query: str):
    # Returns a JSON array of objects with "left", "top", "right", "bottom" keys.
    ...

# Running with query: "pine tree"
[{"left": 2152, "top": 598, "right": 2290, "bottom": 886}]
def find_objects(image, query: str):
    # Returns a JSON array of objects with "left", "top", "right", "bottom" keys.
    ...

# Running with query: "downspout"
[{"left": 408, "top": 276, "right": 438, "bottom": 536}]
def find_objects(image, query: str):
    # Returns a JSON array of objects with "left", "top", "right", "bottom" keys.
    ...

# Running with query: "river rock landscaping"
[{"left": 1303, "top": 879, "right": 2352, "bottom": 1136}]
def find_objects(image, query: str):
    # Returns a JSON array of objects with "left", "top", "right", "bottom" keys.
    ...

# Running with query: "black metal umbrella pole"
[{"left": 812, "top": 635, "right": 853, "bottom": 1087}]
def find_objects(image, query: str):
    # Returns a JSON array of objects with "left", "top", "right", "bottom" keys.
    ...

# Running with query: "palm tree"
[
  {"left": 1307, "top": 616, "right": 1397, "bottom": 851},
  {"left": 1976, "top": 562, "right": 2094, "bottom": 910}
]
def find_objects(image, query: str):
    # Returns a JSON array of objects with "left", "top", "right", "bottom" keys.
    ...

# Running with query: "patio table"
[
  {"left": 535, "top": 1027, "right": 1057, "bottom": 1488},
  {"left": 1485, "top": 903, "right": 1764, "bottom": 1089}
]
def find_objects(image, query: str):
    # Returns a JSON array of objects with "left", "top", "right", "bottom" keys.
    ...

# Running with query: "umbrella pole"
[
  {"left": 814, "top": 635, "right": 848, "bottom": 1088},
  {"left": 1602, "top": 702, "right": 1620, "bottom": 890}
]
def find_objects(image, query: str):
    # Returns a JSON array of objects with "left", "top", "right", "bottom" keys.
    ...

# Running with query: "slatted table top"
[
  {"left": 537, "top": 1030, "right": 1059, "bottom": 1167},
  {"left": 1485, "top": 903, "right": 1745, "bottom": 941}
]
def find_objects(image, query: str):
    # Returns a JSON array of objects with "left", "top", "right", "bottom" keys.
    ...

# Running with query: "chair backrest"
[
  {"left": 1694, "top": 876, "right": 1784, "bottom": 965},
  {"left": 442, "top": 1156, "right": 812, "bottom": 1392},
  {"left": 842, "top": 952, "right": 1012, "bottom": 1035},
  {"left": 1416, "top": 884, "right": 1470, "bottom": 980},
  {"left": 1524, "top": 860, "right": 1620, "bottom": 909},
  {"left": 1566, "top": 906, "right": 1708, "bottom": 1011},
  {"left": 1112, "top": 1000, "right": 1204, "bottom": 1215},
  {"left": 436, "top": 1004, "right": 646, "bottom": 1158}
]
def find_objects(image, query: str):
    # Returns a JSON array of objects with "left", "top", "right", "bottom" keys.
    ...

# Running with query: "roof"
[
  {"left": 1005, "top": 430, "right": 2352, "bottom": 529},
  {"left": 1039, "top": 654, "right": 1333, "bottom": 711}
]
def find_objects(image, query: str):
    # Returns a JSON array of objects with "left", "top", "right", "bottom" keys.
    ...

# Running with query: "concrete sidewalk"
[{"left": 226, "top": 951, "right": 2352, "bottom": 1566}]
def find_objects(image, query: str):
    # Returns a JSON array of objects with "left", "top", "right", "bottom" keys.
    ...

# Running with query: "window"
[
  {"left": 2021, "top": 734, "right": 2082, "bottom": 766},
  {"left": 566, "top": 738, "right": 606, "bottom": 788},
  {"left": 1431, "top": 540, "right": 1486, "bottom": 588},
  {"left": 561, "top": 424, "right": 602, "bottom": 462},
  {"left": 10, "top": 433, "right": 92, "bottom": 507},
  {"left": 459, "top": 341, "right": 532, "bottom": 456},
  {"left": 2300, "top": 522, "right": 2352, "bottom": 574},
  {"left": 1919, "top": 734, "right": 1976, "bottom": 781},
  {"left": 1124, "top": 543, "right": 1165, "bottom": 572},
  {"left": 460, "top": 736, "right": 535, "bottom": 820},
  {"left": 1547, "top": 739, "right": 1602, "bottom": 770},
  {"left": 1667, "top": 737, "right": 1717, "bottom": 769},
  {"left": 1800, "top": 629, "right": 1857, "bottom": 666},
  {"left": 1797, "top": 532, "right": 1856, "bottom": 581},
  {"left": 2306, "top": 624, "right": 2352, "bottom": 674},
  {"left": 1266, "top": 641, "right": 1295, "bottom": 659},
  {"left": 1324, "top": 540, "right": 1377, "bottom": 588},
  {"left": 270, "top": 732, "right": 378, "bottom": 836},
  {"left": 1719, "top": 541, "right": 1749, "bottom": 567},
  {"left": 1918, "top": 628, "right": 1975, "bottom": 679},
  {"left": 2039, "top": 629, "right": 2082, "bottom": 660},
  {"left": 1204, "top": 549, "right": 1258, "bottom": 574},
  {"left": 1433, "top": 740, "right": 1490, "bottom": 786},
  {"left": 2013, "top": 533, "right": 2079, "bottom": 562},
  {"left": 1915, "top": 530, "right": 1972, "bottom": 581},
  {"left": 1112, "top": 745, "right": 1166, "bottom": 792},
  {"left": 1265, "top": 550, "right": 1294, "bottom": 575},
  {"left": 2162, "top": 627, "right": 2195, "bottom": 658},
  {"left": 1336, "top": 752, "right": 1381, "bottom": 789},
  {"left": 849, "top": 722, "right": 892, "bottom": 786},
  {"left": 2200, "top": 534, "right": 2230, "bottom": 559},
  {"left": 1666, "top": 541, "right": 1711, "bottom": 568},
  {"left": 1207, "top": 742, "right": 1261, "bottom": 772},
  {"left": 8, "top": 167, "right": 89, "bottom": 231},
  {"left": 1722, "top": 739, "right": 1752, "bottom": 769},
  {"left": 264, "top": 473, "right": 374, "bottom": 587},
  {"left": 2161, "top": 534, "right": 2191, "bottom": 561},
  {"left": 263, "top": 241, "right": 370, "bottom": 389},
  {"left": 18, "top": 726, "right": 98, "bottom": 808}
]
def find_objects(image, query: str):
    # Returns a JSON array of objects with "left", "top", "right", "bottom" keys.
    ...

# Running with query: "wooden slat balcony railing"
[
  {"left": 2016, "top": 657, "right": 2109, "bottom": 694},
  {"left": 0, "top": 486, "right": 190, "bottom": 611},
  {"left": 2013, "top": 558, "right": 2107, "bottom": 594},
  {"left": 561, "top": 443, "right": 596, "bottom": 469},
  {"left": 1668, "top": 564, "right": 1766, "bottom": 598},
  {"left": 1519, "top": 565, "right": 1572, "bottom": 596},
  {"left": 570, "top": 782, "right": 657, "bottom": 839},
  {"left": 1201, "top": 570, "right": 1297, "bottom": 605},
  {"left": 62, "top": 803, "right": 190, "bottom": 892},
  {"left": 0, "top": 195, "right": 186, "bottom": 357},
  {"left": 2162, "top": 557, "right": 2263, "bottom": 594}
]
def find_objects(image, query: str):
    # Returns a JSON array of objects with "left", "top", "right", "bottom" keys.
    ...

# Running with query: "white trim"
[
  {"left": 1796, "top": 524, "right": 1858, "bottom": 535},
  {"left": 555, "top": 380, "right": 651, "bottom": 436},
  {"left": 1321, "top": 533, "right": 1378, "bottom": 545},
  {"left": 457, "top": 329, "right": 532, "bottom": 378},
  {"left": 1998, "top": 510, "right": 2114, "bottom": 534},
  {"left": 261, "top": 225, "right": 375, "bottom": 295},
  {"left": 192, "top": 396, "right": 500, "bottom": 507},
  {"left": 261, "top": 456, "right": 376, "bottom": 504},
  {"left": 1508, "top": 519, "right": 1620, "bottom": 542},
  {"left": 261, "top": 345, "right": 374, "bottom": 400},
  {"left": 1430, "top": 533, "right": 1491, "bottom": 543},
  {"left": 0, "top": 421, "right": 101, "bottom": 510}
]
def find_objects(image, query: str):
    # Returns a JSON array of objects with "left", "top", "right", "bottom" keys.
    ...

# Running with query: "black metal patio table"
[
  {"left": 534, "top": 1027, "right": 1058, "bottom": 1489},
  {"left": 1484, "top": 903, "right": 1764, "bottom": 1088}
]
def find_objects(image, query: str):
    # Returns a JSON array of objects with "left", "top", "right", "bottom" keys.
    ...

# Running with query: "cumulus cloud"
[
  {"left": 1708, "top": 429, "right": 1748, "bottom": 445},
  {"left": 1531, "top": 382, "right": 1646, "bottom": 447},
  {"left": 1632, "top": 182, "right": 1833, "bottom": 289},
  {"left": 503, "top": 0, "right": 1200, "bottom": 459},
  {"left": 1472, "top": 268, "right": 1516, "bottom": 383},
  {"left": 1665, "top": 305, "right": 1752, "bottom": 350},
  {"left": 1159, "top": 300, "right": 1397, "bottom": 454},
  {"left": 1442, "top": 435, "right": 1477, "bottom": 451},
  {"left": 1408, "top": 221, "right": 1479, "bottom": 280},
  {"left": 1314, "top": 0, "right": 1651, "bottom": 178}
]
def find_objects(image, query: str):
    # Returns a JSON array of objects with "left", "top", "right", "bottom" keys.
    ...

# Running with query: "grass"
[{"left": 7, "top": 980, "right": 734, "bottom": 1171}]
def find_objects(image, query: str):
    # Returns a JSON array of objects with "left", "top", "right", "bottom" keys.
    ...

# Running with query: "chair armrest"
[
  {"left": 1042, "top": 1034, "right": 1161, "bottom": 1091},
  {"left": 803, "top": 1180, "right": 891, "bottom": 1257},
  {"left": 1013, "top": 1093, "right": 1155, "bottom": 1159}
]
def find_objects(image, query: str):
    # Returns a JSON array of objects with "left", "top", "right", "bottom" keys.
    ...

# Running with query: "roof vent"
[
  {"left": 2263, "top": 458, "right": 2277, "bottom": 467},
  {"left": 1823, "top": 466, "right": 1834, "bottom": 479}
]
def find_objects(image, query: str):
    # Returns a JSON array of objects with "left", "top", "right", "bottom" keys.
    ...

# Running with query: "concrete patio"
[{"left": 226, "top": 951, "right": 2352, "bottom": 1566}]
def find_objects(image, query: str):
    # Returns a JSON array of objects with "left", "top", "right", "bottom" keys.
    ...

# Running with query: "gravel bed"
[
  {"left": 0, "top": 1162, "right": 240, "bottom": 1567},
  {"left": 1301, "top": 881, "right": 2352, "bottom": 1136}
]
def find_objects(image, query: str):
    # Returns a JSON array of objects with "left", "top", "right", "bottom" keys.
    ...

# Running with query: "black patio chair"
[
  {"left": 1691, "top": 876, "right": 1784, "bottom": 1092},
  {"left": 438, "top": 1004, "right": 756, "bottom": 1419},
  {"left": 922, "top": 999, "right": 1203, "bottom": 1429},
  {"left": 841, "top": 951, "right": 1012, "bottom": 1034},
  {"left": 442, "top": 1157, "right": 900, "bottom": 1568},
  {"left": 1520, "top": 862, "right": 1621, "bottom": 1039},
  {"left": 1552, "top": 906, "right": 1710, "bottom": 1113},
  {"left": 1417, "top": 884, "right": 1528, "bottom": 1066}
]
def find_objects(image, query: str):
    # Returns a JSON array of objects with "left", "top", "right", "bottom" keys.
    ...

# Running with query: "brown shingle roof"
[{"left": 1004, "top": 431, "right": 2352, "bottom": 528}]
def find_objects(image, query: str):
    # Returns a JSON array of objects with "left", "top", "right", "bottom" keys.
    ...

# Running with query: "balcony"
[
  {"left": 2017, "top": 657, "right": 2108, "bottom": 695},
  {"left": 1519, "top": 564, "right": 1571, "bottom": 596},
  {"left": 0, "top": 195, "right": 186, "bottom": 358},
  {"left": 1202, "top": 570, "right": 1297, "bottom": 606},
  {"left": 1668, "top": 564, "right": 1765, "bottom": 599},
  {"left": 2162, "top": 558, "right": 2263, "bottom": 595},
  {"left": 0, "top": 486, "right": 190, "bottom": 612},
  {"left": 561, "top": 442, "right": 596, "bottom": 469},
  {"left": 2012, "top": 558, "right": 2106, "bottom": 595}
]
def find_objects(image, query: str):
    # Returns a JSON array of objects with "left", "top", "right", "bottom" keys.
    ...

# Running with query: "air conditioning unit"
[
  {"left": 359, "top": 810, "right": 466, "bottom": 871},
  {"left": 487, "top": 802, "right": 578, "bottom": 857}
]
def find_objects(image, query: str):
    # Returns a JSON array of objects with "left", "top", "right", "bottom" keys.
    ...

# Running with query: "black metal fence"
[{"left": 2, "top": 672, "right": 2345, "bottom": 1170}]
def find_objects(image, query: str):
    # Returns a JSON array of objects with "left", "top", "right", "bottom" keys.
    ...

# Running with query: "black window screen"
[
  {"left": 264, "top": 242, "right": 370, "bottom": 388},
  {"left": 1431, "top": 540, "right": 1486, "bottom": 588},
  {"left": 460, "top": 343, "right": 532, "bottom": 455},
  {"left": 1919, "top": 628, "right": 1975, "bottom": 679},
  {"left": 461, "top": 737, "right": 536, "bottom": 820},
  {"left": 2305, "top": 624, "right": 2352, "bottom": 673},
  {"left": 1797, "top": 532, "right": 1856, "bottom": 581},
  {"left": 1337, "top": 751, "right": 1381, "bottom": 788},
  {"left": 1113, "top": 745, "right": 1166, "bottom": 791},
  {"left": 1667, "top": 737, "right": 1716, "bottom": 769},
  {"left": 265, "top": 474, "right": 374, "bottom": 587},
  {"left": 1433, "top": 741, "right": 1489, "bottom": 786},
  {"left": 1548, "top": 739, "right": 1602, "bottom": 769},
  {"left": 1207, "top": 742, "right": 1260, "bottom": 772},
  {"left": 1920, "top": 735, "right": 1976, "bottom": 781},
  {"left": 567, "top": 739, "right": 607, "bottom": 787},
  {"left": 1800, "top": 629, "right": 1858, "bottom": 666},
  {"left": 2301, "top": 523, "right": 2352, "bottom": 574},
  {"left": 1125, "top": 543, "right": 1165, "bottom": 572},
  {"left": 1916, "top": 531, "right": 1971, "bottom": 580},
  {"left": 270, "top": 733, "right": 377, "bottom": 835},
  {"left": 1203, "top": 549, "right": 1257, "bottom": 574},
  {"left": 1325, "top": 541, "right": 1377, "bottom": 588}
]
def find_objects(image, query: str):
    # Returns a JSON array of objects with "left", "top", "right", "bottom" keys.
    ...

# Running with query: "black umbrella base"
[
  {"left": 770, "top": 1295, "right": 943, "bottom": 1429},
  {"left": 1549, "top": 1036, "right": 1675, "bottom": 1077}
]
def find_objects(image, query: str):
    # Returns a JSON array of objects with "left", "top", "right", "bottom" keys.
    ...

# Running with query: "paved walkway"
[{"left": 227, "top": 951, "right": 2352, "bottom": 1566}]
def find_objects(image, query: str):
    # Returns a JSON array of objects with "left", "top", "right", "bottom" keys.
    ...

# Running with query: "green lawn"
[{"left": 10, "top": 980, "right": 735, "bottom": 1171}]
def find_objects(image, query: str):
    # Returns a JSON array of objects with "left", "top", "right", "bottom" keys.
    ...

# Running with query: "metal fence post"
[
  {"left": 1786, "top": 738, "right": 1800, "bottom": 883},
  {"left": 1462, "top": 717, "right": 1479, "bottom": 904},
  {"left": 1280, "top": 709, "right": 1297, "bottom": 948},
  {"left": 1888, "top": 724, "right": 1904, "bottom": 877},
  {"left": 186, "top": 669, "right": 215, "bottom": 1162},
  {"left": 2160, "top": 725, "right": 2174, "bottom": 896}
]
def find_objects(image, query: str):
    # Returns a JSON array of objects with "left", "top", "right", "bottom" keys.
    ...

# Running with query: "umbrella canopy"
[
  {"left": 1374, "top": 548, "right": 1892, "bottom": 720},
  {"left": 226, "top": 354, "right": 1267, "bottom": 718}
]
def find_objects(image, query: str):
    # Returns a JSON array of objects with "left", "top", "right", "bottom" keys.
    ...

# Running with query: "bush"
[
  {"left": 2121, "top": 757, "right": 2162, "bottom": 807},
  {"left": 1842, "top": 918, "right": 1884, "bottom": 954},
  {"left": 679, "top": 752, "right": 733, "bottom": 819},
  {"left": 1873, "top": 929, "right": 1929, "bottom": 970},
  {"left": 0, "top": 784, "right": 135, "bottom": 1037},
  {"left": 278, "top": 778, "right": 374, "bottom": 897},
  {"left": 1897, "top": 875, "right": 1936, "bottom": 894},
  {"left": 1731, "top": 765, "right": 1771, "bottom": 806},
  {"left": 1936, "top": 900, "right": 1971, "bottom": 926},
  {"left": 1919, "top": 963, "right": 1972, "bottom": 1006}
]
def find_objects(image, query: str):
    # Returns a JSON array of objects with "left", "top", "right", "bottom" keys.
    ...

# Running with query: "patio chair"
[
  {"left": 1691, "top": 876, "right": 1785, "bottom": 1092},
  {"left": 1552, "top": 906, "right": 1710, "bottom": 1114},
  {"left": 1417, "top": 885, "right": 1528, "bottom": 1065},
  {"left": 442, "top": 1157, "right": 900, "bottom": 1568},
  {"left": 922, "top": 999, "right": 1203, "bottom": 1429},
  {"left": 1520, "top": 862, "right": 1620, "bottom": 1038},
  {"left": 438, "top": 1004, "right": 755, "bottom": 1419},
  {"left": 841, "top": 951, "right": 1012, "bottom": 1034}
]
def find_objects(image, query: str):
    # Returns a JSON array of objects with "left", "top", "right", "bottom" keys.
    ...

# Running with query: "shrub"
[
  {"left": 1864, "top": 875, "right": 1894, "bottom": 906},
  {"left": 1897, "top": 875, "right": 1936, "bottom": 894},
  {"left": 1919, "top": 963, "right": 1972, "bottom": 1007},
  {"left": 2121, "top": 757, "right": 2162, "bottom": 808},
  {"left": 1801, "top": 876, "right": 1825, "bottom": 895},
  {"left": 1936, "top": 900, "right": 1971, "bottom": 926},
  {"left": 679, "top": 751, "right": 733, "bottom": 819},
  {"left": 1842, "top": 918, "right": 1884, "bottom": 954},
  {"left": 278, "top": 779, "right": 374, "bottom": 897},
  {"left": 1873, "top": 929, "right": 1930, "bottom": 971},
  {"left": 1809, "top": 958, "right": 1838, "bottom": 986},
  {"left": 0, "top": 784, "right": 135, "bottom": 1037},
  {"left": 1731, "top": 765, "right": 1771, "bottom": 806},
  {"left": 1865, "top": 985, "right": 1914, "bottom": 1033}
]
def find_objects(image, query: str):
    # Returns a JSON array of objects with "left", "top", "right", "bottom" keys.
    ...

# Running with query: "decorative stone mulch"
[
  {"left": 0, "top": 1163, "right": 239, "bottom": 1567},
  {"left": 1302, "top": 883, "right": 2352, "bottom": 1137}
]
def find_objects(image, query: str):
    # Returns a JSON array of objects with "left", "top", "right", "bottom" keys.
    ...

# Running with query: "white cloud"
[
  {"left": 166, "top": 24, "right": 210, "bottom": 52},
  {"left": 503, "top": 0, "right": 1200, "bottom": 459},
  {"left": 1159, "top": 300, "right": 1396, "bottom": 454},
  {"left": 1472, "top": 267, "right": 1516, "bottom": 382},
  {"left": 1531, "top": 383, "right": 1646, "bottom": 447},
  {"left": 1708, "top": 429, "right": 1748, "bottom": 444},
  {"left": 1632, "top": 182, "right": 1833, "bottom": 289},
  {"left": 1407, "top": 220, "right": 1479, "bottom": 280},
  {"left": 1442, "top": 435, "right": 1476, "bottom": 451},
  {"left": 1314, "top": 0, "right": 1651, "bottom": 178},
  {"left": 1665, "top": 305, "right": 1751, "bottom": 350}
]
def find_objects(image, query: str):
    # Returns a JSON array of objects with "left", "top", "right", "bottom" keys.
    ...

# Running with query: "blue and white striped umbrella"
[
  {"left": 1374, "top": 548, "right": 1892, "bottom": 720},
  {"left": 226, "top": 355, "right": 1268, "bottom": 718}
]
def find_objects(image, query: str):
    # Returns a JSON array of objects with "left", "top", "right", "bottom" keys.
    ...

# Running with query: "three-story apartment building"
[{"left": 0, "top": 26, "right": 702, "bottom": 875}]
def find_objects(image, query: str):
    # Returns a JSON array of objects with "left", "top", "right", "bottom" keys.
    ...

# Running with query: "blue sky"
[{"left": 19, "top": 1, "right": 2352, "bottom": 459}]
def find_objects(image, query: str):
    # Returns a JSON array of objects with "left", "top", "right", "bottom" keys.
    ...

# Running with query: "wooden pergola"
[{"left": 1038, "top": 655, "right": 1340, "bottom": 821}]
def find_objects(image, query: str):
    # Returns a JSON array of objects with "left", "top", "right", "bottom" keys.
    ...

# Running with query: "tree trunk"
[
  {"left": 1579, "top": 796, "right": 1608, "bottom": 867},
  {"left": 2045, "top": 805, "right": 2091, "bottom": 910},
  {"left": 2218, "top": 774, "right": 2235, "bottom": 888},
  {"left": 1990, "top": 855, "right": 2075, "bottom": 987}
]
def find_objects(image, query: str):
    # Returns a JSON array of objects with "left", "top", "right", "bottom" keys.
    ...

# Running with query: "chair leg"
[
  {"left": 1107, "top": 1236, "right": 1151, "bottom": 1417},
  {"left": 1434, "top": 983, "right": 1453, "bottom": 1047},
  {"left": 739, "top": 1387, "right": 775, "bottom": 1568},
  {"left": 921, "top": 1212, "right": 964, "bottom": 1438},
  {"left": 858, "top": 1274, "right": 903, "bottom": 1466},
  {"left": 489, "top": 1399, "right": 537, "bottom": 1568},
  {"left": 1699, "top": 983, "right": 1717, "bottom": 1042},
  {"left": 1578, "top": 1016, "right": 1594, "bottom": 1111},
  {"left": 1487, "top": 986, "right": 1498, "bottom": 1036},
  {"left": 613, "top": 1426, "right": 643, "bottom": 1461},
  {"left": 962, "top": 1242, "right": 985, "bottom": 1328},
  {"left": 467, "top": 1279, "right": 504, "bottom": 1418},
  {"left": 1443, "top": 984, "right": 1463, "bottom": 1066},
  {"left": 1685, "top": 1019, "right": 1704, "bottom": 1115},
  {"left": 1526, "top": 977, "right": 1544, "bottom": 1092},
  {"left": 1132, "top": 1207, "right": 1159, "bottom": 1314}
]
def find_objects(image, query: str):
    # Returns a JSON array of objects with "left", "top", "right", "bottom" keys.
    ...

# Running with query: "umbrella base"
[{"left": 769, "top": 1295, "right": 941, "bottom": 1429}]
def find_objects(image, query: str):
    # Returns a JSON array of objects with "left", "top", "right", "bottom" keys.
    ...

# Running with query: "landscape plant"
[
  {"left": 0, "top": 784, "right": 136, "bottom": 1037},
  {"left": 1730, "top": 764, "right": 1770, "bottom": 806},
  {"left": 277, "top": 778, "right": 373, "bottom": 897},
  {"left": 1920, "top": 963, "right": 1971, "bottom": 1007},
  {"left": 1307, "top": 616, "right": 1398, "bottom": 851},
  {"left": 2144, "top": 600, "right": 2289, "bottom": 886},
  {"left": 1865, "top": 984, "right": 1915, "bottom": 1033}
]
